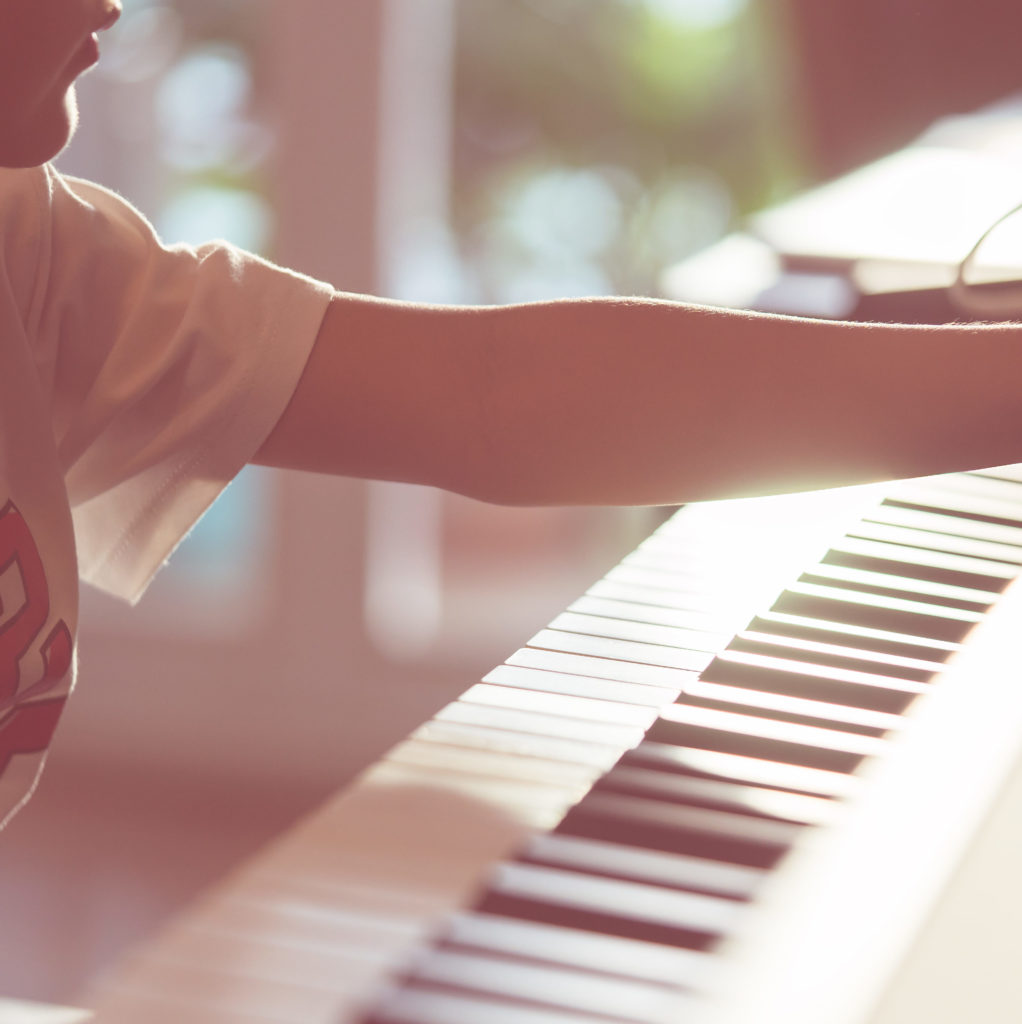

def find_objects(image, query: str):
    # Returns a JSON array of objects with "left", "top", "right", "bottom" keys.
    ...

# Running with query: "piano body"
[{"left": 82, "top": 106, "right": 1022, "bottom": 1024}]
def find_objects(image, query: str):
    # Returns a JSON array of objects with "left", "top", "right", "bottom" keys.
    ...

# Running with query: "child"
[{"left": 2, "top": 0, "right": 1020, "bottom": 832}]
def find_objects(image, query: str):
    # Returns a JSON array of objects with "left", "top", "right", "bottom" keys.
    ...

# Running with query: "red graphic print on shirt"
[
  {"left": 0, "top": 699, "right": 66, "bottom": 776},
  {"left": 0, "top": 501, "right": 71, "bottom": 772}
]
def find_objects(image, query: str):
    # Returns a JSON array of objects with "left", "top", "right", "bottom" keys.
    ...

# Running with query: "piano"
[{"left": 80, "top": 466, "right": 1022, "bottom": 1024}]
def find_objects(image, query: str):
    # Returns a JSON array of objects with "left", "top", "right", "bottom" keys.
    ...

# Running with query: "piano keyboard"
[{"left": 83, "top": 468, "right": 1022, "bottom": 1024}]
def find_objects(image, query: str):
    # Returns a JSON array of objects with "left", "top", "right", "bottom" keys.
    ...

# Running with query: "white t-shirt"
[{"left": 0, "top": 164, "right": 334, "bottom": 829}]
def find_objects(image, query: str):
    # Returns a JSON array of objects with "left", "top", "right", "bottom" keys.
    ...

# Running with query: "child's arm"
[{"left": 253, "top": 293, "right": 1022, "bottom": 506}]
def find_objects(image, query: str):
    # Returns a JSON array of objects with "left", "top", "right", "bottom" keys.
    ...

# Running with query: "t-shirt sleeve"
[{"left": 28, "top": 166, "right": 335, "bottom": 603}]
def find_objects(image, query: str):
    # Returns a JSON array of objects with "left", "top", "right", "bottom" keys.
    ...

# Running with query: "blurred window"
[
  {"left": 59, "top": 0, "right": 276, "bottom": 626},
  {"left": 364, "top": 0, "right": 804, "bottom": 662},
  {"left": 448, "top": 0, "right": 802, "bottom": 302}
]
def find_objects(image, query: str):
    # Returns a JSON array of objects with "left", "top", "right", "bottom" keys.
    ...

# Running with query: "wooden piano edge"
[{"left": 75, "top": 753, "right": 579, "bottom": 1023}]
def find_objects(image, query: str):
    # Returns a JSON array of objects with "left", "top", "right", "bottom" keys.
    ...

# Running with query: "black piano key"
[
  {"left": 440, "top": 911, "right": 713, "bottom": 989},
  {"left": 771, "top": 581, "right": 983, "bottom": 644},
  {"left": 519, "top": 831, "right": 766, "bottom": 899},
  {"left": 700, "top": 650, "right": 925, "bottom": 714},
  {"left": 570, "top": 788, "right": 811, "bottom": 851},
  {"left": 798, "top": 565, "right": 995, "bottom": 613},
  {"left": 592, "top": 765, "right": 838, "bottom": 828},
  {"left": 728, "top": 629, "right": 941, "bottom": 682},
  {"left": 901, "top": 471, "right": 1022, "bottom": 512},
  {"left": 623, "top": 741, "right": 859, "bottom": 800},
  {"left": 848, "top": 518, "right": 1022, "bottom": 565},
  {"left": 646, "top": 704, "right": 878, "bottom": 774},
  {"left": 747, "top": 610, "right": 959, "bottom": 663},
  {"left": 675, "top": 680, "right": 899, "bottom": 737},
  {"left": 556, "top": 791, "right": 796, "bottom": 869},
  {"left": 896, "top": 472, "right": 1022, "bottom": 512},
  {"left": 974, "top": 465, "right": 1022, "bottom": 486},
  {"left": 973, "top": 464, "right": 1022, "bottom": 483},
  {"left": 476, "top": 860, "right": 745, "bottom": 950},
  {"left": 820, "top": 537, "right": 1015, "bottom": 593},
  {"left": 865, "top": 502, "right": 1022, "bottom": 547},
  {"left": 881, "top": 494, "right": 1022, "bottom": 531}
]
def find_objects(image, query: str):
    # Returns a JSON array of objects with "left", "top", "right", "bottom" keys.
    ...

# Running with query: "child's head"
[{"left": 0, "top": 0, "right": 121, "bottom": 169}]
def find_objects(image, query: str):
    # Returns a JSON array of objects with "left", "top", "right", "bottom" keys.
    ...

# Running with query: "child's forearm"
[{"left": 254, "top": 293, "right": 1022, "bottom": 506}]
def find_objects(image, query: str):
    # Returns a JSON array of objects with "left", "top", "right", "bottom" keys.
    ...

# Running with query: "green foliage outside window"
[{"left": 451, "top": 0, "right": 804, "bottom": 299}]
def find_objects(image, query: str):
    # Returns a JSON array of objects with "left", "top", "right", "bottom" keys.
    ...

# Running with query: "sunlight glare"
[{"left": 642, "top": 0, "right": 749, "bottom": 30}]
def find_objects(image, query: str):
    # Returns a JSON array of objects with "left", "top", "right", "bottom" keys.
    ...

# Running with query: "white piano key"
[
  {"left": 586, "top": 578, "right": 737, "bottom": 616},
  {"left": 625, "top": 546, "right": 772, "bottom": 577},
  {"left": 442, "top": 911, "right": 713, "bottom": 989},
  {"left": 483, "top": 664, "right": 679, "bottom": 708},
  {"left": 549, "top": 612, "right": 732, "bottom": 652},
  {"left": 368, "top": 760, "right": 588, "bottom": 829},
  {"left": 599, "top": 765, "right": 841, "bottom": 828},
  {"left": 506, "top": 647, "right": 697, "bottom": 689},
  {"left": 523, "top": 831, "right": 765, "bottom": 898},
  {"left": 527, "top": 629, "right": 714, "bottom": 672},
  {"left": 603, "top": 563, "right": 800, "bottom": 623},
  {"left": 387, "top": 738, "right": 603, "bottom": 789},
  {"left": 404, "top": 949, "right": 683, "bottom": 1022},
  {"left": 489, "top": 861, "right": 746, "bottom": 937},
  {"left": 627, "top": 742, "right": 860, "bottom": 800},
  {"left": 803, "top": 563, "right": 999, "bottom": 607},
  {"left": 606, "top": 564, "right": 744, "bottom": 596},
  {"left": 415, "top": 720, "right": 626, "bottom": 771},
  {"left": 569, "top": 595, "right": 733, "bottom": 631},
  {"left": 458, "top": 684, "right": 659, "bottom": 729},
  {"left": 435, "top": 701, "right": 647, "bottom": 748},
  {"left": 657, "top": 703, "right": 888, "bottom": 760},
  {"left": 85, "top": 956, "right": 349, "bottom": 1024}
]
